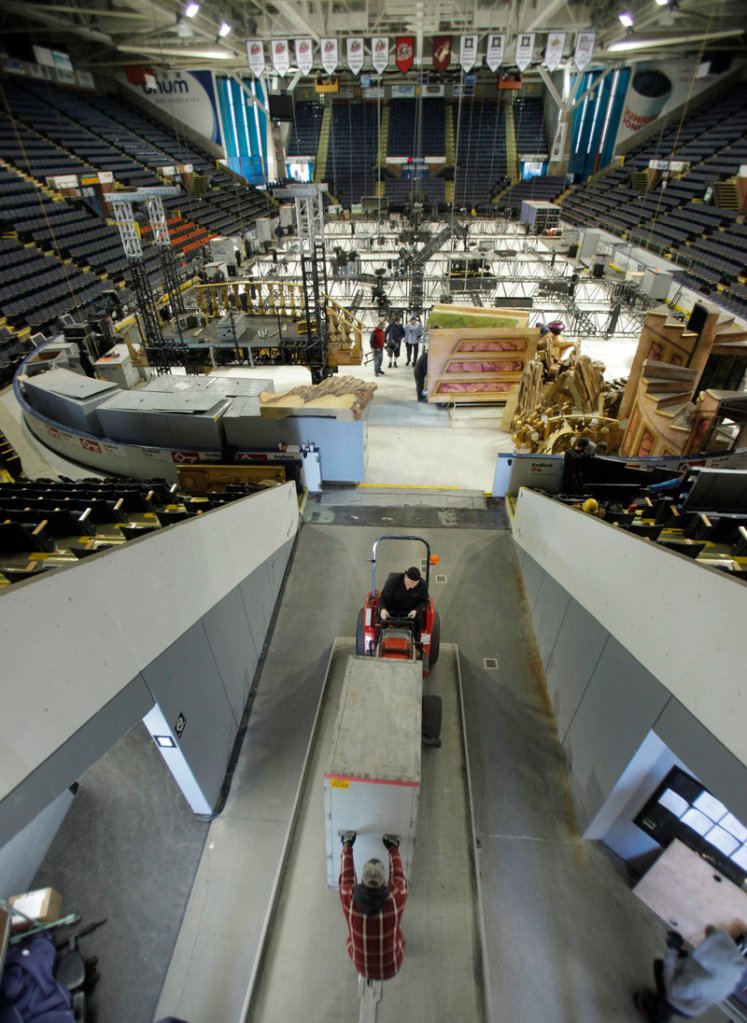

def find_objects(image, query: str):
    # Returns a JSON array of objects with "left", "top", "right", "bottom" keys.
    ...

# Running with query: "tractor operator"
[
  {"left": 379, "top": 566, "right": 428, "bottom": 640},
  {"left": 339, "top": 832, "right": 407, "bottom": 981}
]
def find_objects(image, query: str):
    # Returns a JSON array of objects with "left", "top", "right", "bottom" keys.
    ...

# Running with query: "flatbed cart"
[{"left": 239, "top": 638, "right": 491, "bottom": 1023}]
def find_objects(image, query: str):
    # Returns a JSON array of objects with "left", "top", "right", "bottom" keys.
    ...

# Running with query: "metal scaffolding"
[
  {"left": 277, "top": 183, "right": 331, "bottom": 381},
  {"left": 106, "top": 187, "right": 182, "bottom": 373}
]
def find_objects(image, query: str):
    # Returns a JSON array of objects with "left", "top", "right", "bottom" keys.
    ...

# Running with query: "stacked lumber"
[{"left": 259, "top": 376, "right": 377, "bottom": 420}]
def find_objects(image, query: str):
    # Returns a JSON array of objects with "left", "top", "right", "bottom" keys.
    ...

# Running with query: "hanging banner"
[
  {"left": 485, "top": 33, "right": 505, "bottom": 72},
  {"left": 550, "top": 121, "right": 567, "bottom": 162},
  {"left": 272, "top": 39, "right": 290, "bottom": 76},
  {"left": 515, "top": 33, "right": 535, "bottom": 72},
  {"left": 347, "top": 36, "right": 364, "bottom": 75},
  {"left": 459, "top": 35, "right": 478, "bottom": 73},
  {"left": 432, "top": 36, "right": 452, "bottom": 72},
  {"left": 396, "top": 35, "right": 414, "bottom": 74},
  {"left": 320, "top": 37, "right": 338, "bottom": 75},
  {"left": 544, "top": 31, "right": 566, "bottom": 71},
  {"left": 247, "top": 39, "right": 265, "bottom": 77},
  {"left": 371, "top": 36, "right": 389, "bottom": 75},
  {"left": 295, "top": 38, "right": 313, "bottom": 75},
  {"left": 574, "top": 31, "right": 595, "bottom": 71}
]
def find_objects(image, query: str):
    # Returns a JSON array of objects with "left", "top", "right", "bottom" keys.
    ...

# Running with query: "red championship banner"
[
  {"left": 396, "top": 36, "right": 414, "bottom": 74},
  {"left": 432, "top": 36, "right": 451, "bottom": 73}
]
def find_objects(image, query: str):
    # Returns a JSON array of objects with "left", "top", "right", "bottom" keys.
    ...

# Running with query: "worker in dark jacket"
[
  {"left": 379, "top": 566, "right": 428, "bottom": 639},
  {"left": 385, "top": 315, "right": 405, "bottom": 368},
  {"left": 339, "top": 832, "right": 407, "bottom": 981}
]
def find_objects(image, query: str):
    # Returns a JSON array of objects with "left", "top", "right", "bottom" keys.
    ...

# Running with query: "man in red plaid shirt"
[{"left": 338, "top": 831, "right": 408, "bottom": 980}]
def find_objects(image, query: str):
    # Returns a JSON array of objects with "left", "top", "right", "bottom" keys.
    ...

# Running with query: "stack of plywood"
[
  {"left": 259, "top": 376, "right": 377, "bottom": 421},
  {"left": 426, "top": 304, "right": 538, "bottom": 405}
]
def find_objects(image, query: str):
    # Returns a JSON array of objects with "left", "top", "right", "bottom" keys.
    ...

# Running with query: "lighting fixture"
[
  {"left": 618, "top": 11, "right": 634, "bottom": 27},
  {"left": 607, "top": 27, "right": 743, "bottom": 50},
  {"left": 218, "top": 20, "right": 231, "bottom": 37},
  {"left": 184, "top": 2, "right": 200, "bottom": 16},
  {"left": 654, "top": 0, "right": 669, "bottom": 5}
]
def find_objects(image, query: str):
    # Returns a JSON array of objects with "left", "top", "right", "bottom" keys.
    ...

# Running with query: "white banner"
[
  {"left": 321, "top": 37, "right": 338, "bottom": 75},
  {"left": 574, "top": 31, "right": 595, "bottom": 71},
  {"left": 295, "top": 37, "right": 313, "bottom": 75},
  {"left": 485, "top": 33, "right": 505, "bottom": 72},
  {"left": 272, "top": 39, "right": 290, "bottom": 76},
  {"left": 550, "top": 121, "right": 567, "bottom": 162},
  {"left": 347, "top": 36, "right": 364, "bottom": 75},
  {"left": 459, "top": 34, "right": 478, "bottom": 73},
  {"left": 371, "top": 36, "right": 389, "bottom": 74},
  {"left": 247, "top": 39, "right": 265, "bottom": 77},
  {"left": 515, "top": 33, "right": 535, "bottom": 72},
  {"left": 545, "top": 31, "right": 566, "bottom": 71}
]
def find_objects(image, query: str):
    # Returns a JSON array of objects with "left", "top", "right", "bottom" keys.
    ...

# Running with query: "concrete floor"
[{"left": 154, "top": 522, "right": 708, "bottom": 1023}]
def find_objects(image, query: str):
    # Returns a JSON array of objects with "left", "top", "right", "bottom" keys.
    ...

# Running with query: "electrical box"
[
  {"left": 279, "top": 206, "right": 294, "bottom": 229},
  {"left": 255, "top": 218, "right": 274, "bottom": 243},
  {"left": 520, "top": 200, "right": 560, "bottom": 232},
  {"left": 641, "top": 269, "right": 674, "bottom": 300},
  {"left": 94, "top": 343, "right": 140, "bottom": 389},
  {"left": 324, "top": 655, "right": 421, "bottom": 887}
]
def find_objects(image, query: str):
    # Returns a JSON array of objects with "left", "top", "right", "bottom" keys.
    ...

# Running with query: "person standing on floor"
[
  {"left": 370, "top": 320, "right": 386, "bottom": 377},
  {"left": 634, "top": 927, "right": 747, "bottom": 1023},
  {"left": 339, "top": 832, "right": 408, "bottom": 981},
  {"left": 404, "top": 315, "right": 423, "bottom": 366},
  {"left": 385, "top": 315, "right": 405, "bottom": 368}
]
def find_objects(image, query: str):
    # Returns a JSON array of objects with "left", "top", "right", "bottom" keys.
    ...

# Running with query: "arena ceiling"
[{"left": 0, "top": 0, "right": 744, "bottom": 74}]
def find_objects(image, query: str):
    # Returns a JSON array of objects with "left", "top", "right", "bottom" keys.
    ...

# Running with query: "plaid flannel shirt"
[{"left": 339, "top": 843, "right": 408, "bottom": 980}]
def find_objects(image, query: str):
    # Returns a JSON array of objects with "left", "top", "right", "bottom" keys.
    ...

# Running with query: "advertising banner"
[
  {"left": 485, "top": 34, "right": 505, "bottom": 72},
  {"left": 574, "top": 31, "right": 595, "bottom": 71},
  {"left": 295, "top": 38, "right": 313, "bottom": 75},
  {"left": 432, "top": 36, "right": 451, "bottom": 72},
  {"left": 396, "top": 36, "right": 415, "bottom": 74},
  {"left": 247, "top": 39, "right": 265, "bottom": 77},
  {"left": 371, "top": 36, "right": 389, "bottom": 74},
  {"left": 544, "top": 31, "right": 566, "bottom": 71},
  {"left": 515, "top": 33, "right": 535, "bottom": 72},
  {"left": 321, "top": 37, "right": 338, "bottom": 75},
  {"left": 459, "top": 35, "right": 478, "bottom": 73},
  {"left": 118, "top": 68, "right": 222, "bottom": 144},
  {"left": 272, "top": 39, "right": 290, "bottom": 76},
  {"left": 347, "top": 36, "right": 364, "bottom": 75}
]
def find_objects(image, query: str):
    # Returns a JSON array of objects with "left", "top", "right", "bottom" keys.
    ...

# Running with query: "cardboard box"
[{"left": 9, "top": 887, "right": 62, "bottom": 931}]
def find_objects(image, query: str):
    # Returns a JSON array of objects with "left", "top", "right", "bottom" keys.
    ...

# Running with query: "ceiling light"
[
  {"left": 607, "top": 27, "right": 742, "bottom": 50},
  {"left": 184, "top": 2, "right": 200, "bottom": 16},
  {"left": 654, "top": 0, "right": 670, "bottom": 5},
  {"left": 618, "top": 11, "right": 634, "bottom": 27},
  {"left": 117, "top": 44, "right": 235, "bottom": 59},
  {"left": 218, "top": 20, "right": 231, "bottom": 37}
]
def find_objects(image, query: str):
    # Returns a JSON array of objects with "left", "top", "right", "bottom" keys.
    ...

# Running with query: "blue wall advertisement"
[{"left": 119, "top": 69, "right": 222, "bottom": 147}]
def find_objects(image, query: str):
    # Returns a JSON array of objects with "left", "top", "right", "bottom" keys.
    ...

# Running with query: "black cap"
[{"left": 405, "top": 566, "right": 421, "bottom": 581}]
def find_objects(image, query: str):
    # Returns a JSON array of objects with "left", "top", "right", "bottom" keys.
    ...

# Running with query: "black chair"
[
  {"left": 119, "top": 524, "right": 160, "bottom": 541},
  {"left": 657, "top": 539, "right": 707, "bottom": 559},
  {"left": 0, "top": 519, "right": 54, "bottom": 553},
  {"left": 624, "top": 521, "right": 665, "bottom": 541}
]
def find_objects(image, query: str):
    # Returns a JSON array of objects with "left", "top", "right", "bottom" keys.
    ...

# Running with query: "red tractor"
[
  {"left": 355, "top": 535, "right": 442, "bottom": 745},
  {"left": 356, "top": 535, "right": 441, "bottom": 672}
]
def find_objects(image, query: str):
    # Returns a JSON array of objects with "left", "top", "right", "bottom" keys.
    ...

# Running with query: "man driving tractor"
[{"left": 380, "top": 566, "right": 428, "bottom": 641}]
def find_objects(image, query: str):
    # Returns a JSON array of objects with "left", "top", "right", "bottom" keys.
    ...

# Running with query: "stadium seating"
[
  {"left": 286, "top": 101, "right": 324, "bottom": 157},
  {"left": 453, "top": 99, "right": 507, "bottom": 208},
  {"left": 513, "top": 98, "right": 548, "bottom": 155},
  {"left": 387, "top": 98, "right": 445, "bottom": 157},
  {"left": 325, "top": 101, "right": 380, "bottom": 208}
]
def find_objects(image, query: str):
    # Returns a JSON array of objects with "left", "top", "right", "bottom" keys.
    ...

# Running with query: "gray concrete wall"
[{"left": 513, "top": 489, "right": 747, "bottom": 864}]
